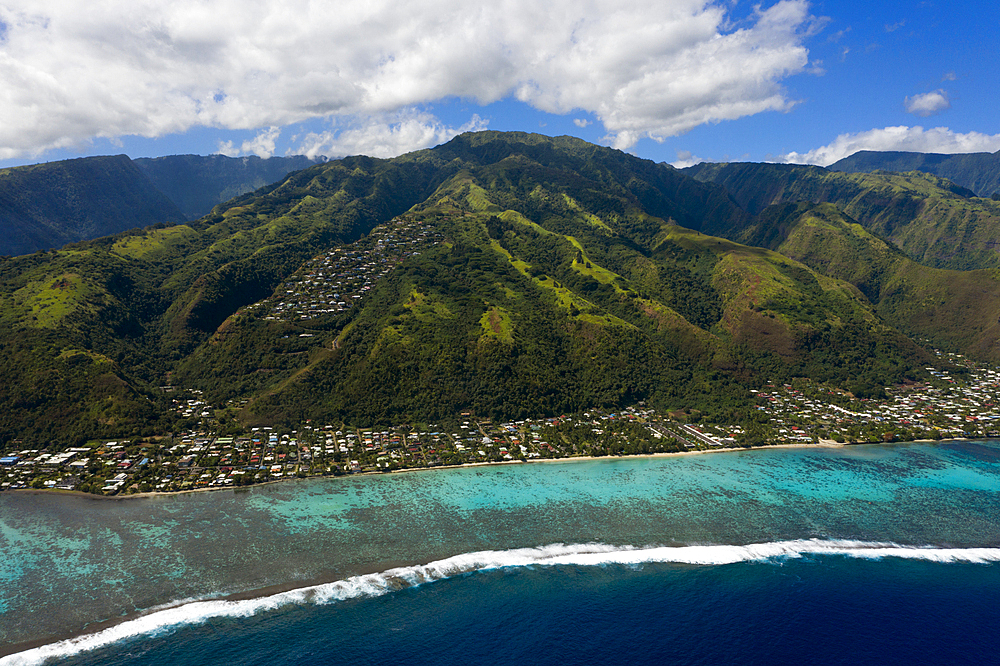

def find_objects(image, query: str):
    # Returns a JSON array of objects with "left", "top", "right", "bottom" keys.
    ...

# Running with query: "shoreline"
[
  {"left": 5, "top": 437, "right": 946, "bottom": 502},
  {"left": 0, "top": 436, "right": 970, "bottom": 660}
]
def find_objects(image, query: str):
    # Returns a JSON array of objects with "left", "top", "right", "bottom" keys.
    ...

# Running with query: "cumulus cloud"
[
  {"left": 779, "top": 126, "right": 1000, "bottom": 166},
  {"left": 0, "top": 0, "right": 818, "bottom": 159},
  {"left": 573, "top": 119, "right": 591, "bottom": 128},
  {"left": 294, "top": 112, "right": 488, "bottom": 160},
  {"left": 905, "top": 90, "right": 951, "bottom": 117},
  {"left": 217, "top": 126, "right": 280, "bottom": 158},
  {"left": 671, "top": 150, "right": 711, "bottom": 168}
]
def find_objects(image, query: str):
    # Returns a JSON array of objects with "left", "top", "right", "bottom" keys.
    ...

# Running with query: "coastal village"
[
  {"left": 4, "top": 215, "right": 1000, "bottom": 495},
  {"left": 2, "top": 350, "right": 999, "bottom": 495}
]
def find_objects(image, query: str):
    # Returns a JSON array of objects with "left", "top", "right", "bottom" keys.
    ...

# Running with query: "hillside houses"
[{"left": 247, "top": 216, "right": 443, "bottom": 324}]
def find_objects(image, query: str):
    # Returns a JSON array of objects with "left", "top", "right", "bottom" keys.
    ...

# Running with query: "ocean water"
[{"left": 2, "top": 440, "right": 1000, "bottom": 665}]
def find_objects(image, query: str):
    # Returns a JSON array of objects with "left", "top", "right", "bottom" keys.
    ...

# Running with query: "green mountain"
[
  {"left": 0, "top": 133, "right": 936, "bottom": 444},
  {"left": 134, "top": 154, "right": 321, "bottom": 220},
  {"left": 0, "top": 153, "right": 321, "bottom": 258},
  {"left": 685, "top": 161, "right": 1000, "bottom": 271},
  {"left": 737, "top": 202, "right": 1000, "bottom": 363},
  {"left": 830, "top": 150, "right": 1000, "bottom": 199},
  {"left": 0, "top": 155, "right": 186, "bottom": 257}
]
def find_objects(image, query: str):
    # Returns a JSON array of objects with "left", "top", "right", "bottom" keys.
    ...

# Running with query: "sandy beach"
[{"left": 7, "top": 437, "right": 945, "bottom": 502}]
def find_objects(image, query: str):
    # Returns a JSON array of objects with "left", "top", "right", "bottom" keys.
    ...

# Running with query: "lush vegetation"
[
  {"left": 739, "top": 201, "right": 1000, "bottom": 364},
  {"left": 0, "top": 153, "right": 324, "bottom": 258},
  {"left": 686, "top": 161, "right": 1000, "bottom": 271},
  {"left": 830, "top": 149, "right": 1000, "bottom": 199},
  {"left": 0, "top": 155, "right": 186, "bottom": 256},
  {"left": 0, "top": 132, "right": 972, "bottom": 446},
  {"left": 134, "top": 154, "right": 320, "bottom": 220}
]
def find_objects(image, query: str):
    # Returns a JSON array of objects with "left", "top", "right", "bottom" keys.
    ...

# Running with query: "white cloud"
[
  {"left": 671, "top": 150, "right": 711, "bottom": 168},
  {"left": 573, "top": 119, "right": 591, "bottom": 128},
  {"left": 779, "top": 126, "right": 1000, "bottom": 166},
  {"left": 905, "top": 90, "right": 951, "bottom": 117},
  {"left": 294, "top": 112, "right": 488, "bottom": 160},
  {"left": 0, "top": 0, "right": 819, "bottom": 159},
  {"left": 828, "top": 27, "right": 850, "bottom": 43},
  {"left": 217, "top": 126, "right": 280, "bottom": 158}
]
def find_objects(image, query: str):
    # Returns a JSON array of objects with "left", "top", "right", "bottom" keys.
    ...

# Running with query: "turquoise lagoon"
[{"left": 2, "top": 440, "right": 1000, "bottom": 664}]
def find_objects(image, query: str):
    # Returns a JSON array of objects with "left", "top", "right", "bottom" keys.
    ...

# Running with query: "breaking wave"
[{"left": 4, "top": 539, "right": 999, "bottom": 665}]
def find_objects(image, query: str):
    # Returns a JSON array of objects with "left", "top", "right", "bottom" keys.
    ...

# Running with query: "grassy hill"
[
  {"left": 225, "top": 168, "right": 920, "bottom": 426},
  {"left": 739, "top": 201, "right": 1000, "bottom": 363}
]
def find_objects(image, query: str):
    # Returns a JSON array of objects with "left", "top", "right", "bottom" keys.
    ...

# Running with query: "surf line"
[{"left": 4, "top": 539, "right": 999, "bottom": 666}]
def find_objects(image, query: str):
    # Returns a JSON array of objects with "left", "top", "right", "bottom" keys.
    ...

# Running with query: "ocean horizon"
[{"left": 3, "top": 440, "right": 999, "bottom": 664}]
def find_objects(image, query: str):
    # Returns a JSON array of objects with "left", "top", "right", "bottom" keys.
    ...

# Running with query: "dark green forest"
[{"left": 2, "top": 132, "right": 998, "bottom": 446}]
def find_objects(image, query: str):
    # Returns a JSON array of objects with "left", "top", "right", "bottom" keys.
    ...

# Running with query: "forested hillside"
[
  {"left": 830, "top": 150, "right": 1000, "bottom": 199},
  {"left": 734, "top": 201, "right": 1000, "bottom": 363},
  {"left": 134, "top": 154, "right": 321, "bottom": 220},
  {"left": 0, "top": 156, "right": 186, "bottom": 257},
  {"left": 0, "top": 133, "right": 978, "bottom": 445},
  {"left": 685, "top": 162, "right": 1000, "bottom": 271},
  {"left": 0, "top": 154, "right": 322, "bottom": 257}
]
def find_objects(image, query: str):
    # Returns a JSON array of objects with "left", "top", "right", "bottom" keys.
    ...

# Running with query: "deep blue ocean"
[{"left": 3, "top": 441, "right": 1000, "bottom": 665}]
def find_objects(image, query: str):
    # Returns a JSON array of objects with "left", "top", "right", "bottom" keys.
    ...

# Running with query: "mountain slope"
[
  {"left": 134, "top": 154, "right": 321, "bottom": 220},
  {"left": 0, "top": 132, "right": 932, "bottom": 443},
  {"left": 185, "top": 138, "right": 926, "bottom": 424},
  {"left": 0, "top": 155, "right": 186, "bottom": 257},
  {"left": 740, "top": 202, "right": 1000, "bottom": 362},
  {"left": 830, "top": 150, "right": 1000, "bottom": 198},
  {"left": 0, "top": 151, "right": 460, "bottom": 443},
  {"left": 685, "top": 162, "right": 1000, "bottom": 271}
]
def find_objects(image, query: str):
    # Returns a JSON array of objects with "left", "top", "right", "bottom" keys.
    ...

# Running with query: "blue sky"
[{"left": 1, "top": 0, "right": 998, "bottom": 169}]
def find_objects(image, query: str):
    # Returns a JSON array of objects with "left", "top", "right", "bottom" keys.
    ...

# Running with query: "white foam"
[{"left": 4, "top": 539, "right": 998, "bottom": 665}]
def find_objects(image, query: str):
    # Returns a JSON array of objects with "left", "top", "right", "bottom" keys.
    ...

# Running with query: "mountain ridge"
[
  {"left": 684, "top": 161, "right": 1000, "bottom": 271},
  {"left": 134, "top": 153, "right": 322, "bottom": 220},
  {"left": 0, "top": 153, "right": 323, "bottom": 257},
  {"left": 0, "top": 155, "right": 187, "bottom": 257},
  {"left": 734, "top": 201, "right": 1000, "bottom": 363},
  {"left": 830, "top": 149, "right": 1000, "bottom": 198},
  {"left": 0, "top": 132, "right": 974, "bottom": 445}
]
